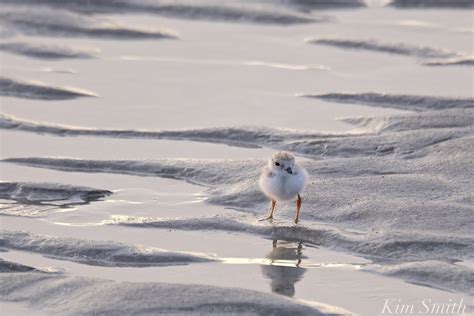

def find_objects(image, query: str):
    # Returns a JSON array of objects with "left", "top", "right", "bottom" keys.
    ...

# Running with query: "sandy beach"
[{"left": 0, "top": 0, "right": 473, "bottom": 315}]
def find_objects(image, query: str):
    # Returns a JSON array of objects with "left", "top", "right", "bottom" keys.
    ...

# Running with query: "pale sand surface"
[{"left": 1, "top": 2, "right": 473, "bottom": 315}]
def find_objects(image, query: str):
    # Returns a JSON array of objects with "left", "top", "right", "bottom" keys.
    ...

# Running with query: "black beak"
[{"left": 286, "top": 167, "right": 293, "bottom": 174}]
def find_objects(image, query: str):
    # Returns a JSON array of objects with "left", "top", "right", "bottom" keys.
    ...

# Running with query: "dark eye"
[{"left": 275, "top": 162, "right": 280, "bottom": 166}]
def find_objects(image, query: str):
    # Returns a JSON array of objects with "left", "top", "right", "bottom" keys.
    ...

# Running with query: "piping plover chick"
[{"left": 259, "top": 152, "right": 308, "bottom": 224}]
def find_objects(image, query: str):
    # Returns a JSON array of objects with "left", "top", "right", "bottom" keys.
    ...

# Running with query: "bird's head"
[{"left": 268, "top": 151, "right": 295, "bottom": 175}]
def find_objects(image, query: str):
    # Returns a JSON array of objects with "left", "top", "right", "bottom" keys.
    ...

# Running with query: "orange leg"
[
  {"left": 295, "top": 194, "right": 302, "bottom": 224},
  {"left": 260, "top": 199, "right": 276, "bottom": 221},
  {"left": 296, "top": 242, "right": 303, "bottom": 267}
]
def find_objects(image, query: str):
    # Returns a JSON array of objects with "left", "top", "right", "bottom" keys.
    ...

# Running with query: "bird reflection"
[{"left": 260, "top": 239, "right": 307, "bottom": 297}]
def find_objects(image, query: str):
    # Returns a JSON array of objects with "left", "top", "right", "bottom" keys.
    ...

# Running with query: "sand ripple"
[
  {"left": 0, "top": 8, "right": 177, "bottom": 40},
  {"left": 306, "top": 37, "right": 459, "bottom": 58},
  {"left": 0, "top": 270, "right": 341, "bottom": 315},
  {"left": 0, "top": 1, "right": 324, "bottom": 25},
  {"left": 303, "top": 92, "right": 474, "bottom": 111},
  {"left": 0, "top": 42, "right": 97, "bottom": 60},
  {"left": 390, "top": 0, "right": 474, "bottom": 8},
  {"left": 0, "top": 231, "right": 215, "bottom": 267},
  {"left": 0, "top": 77, "right": 97, "bottom": 100},
  {"left": 0, "top": 182, "right": 111, "bottom": 217}
]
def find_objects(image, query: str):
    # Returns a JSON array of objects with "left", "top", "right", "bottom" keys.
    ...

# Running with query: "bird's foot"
[
  {"left": 259, "top": 216, "right": 273, "bottom": 222},
  {"left": 294, "top": 218, "right": 299, "bottom": 224}
]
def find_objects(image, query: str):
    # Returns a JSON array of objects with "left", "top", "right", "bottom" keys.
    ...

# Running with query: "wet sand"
[{"left": 1, "top": 1, "right": 473, "bottom": 315}]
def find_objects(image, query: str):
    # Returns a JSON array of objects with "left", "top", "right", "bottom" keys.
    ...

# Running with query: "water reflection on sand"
[{"left": 261, "top": 240, "right": 307, "bottom": 297}]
